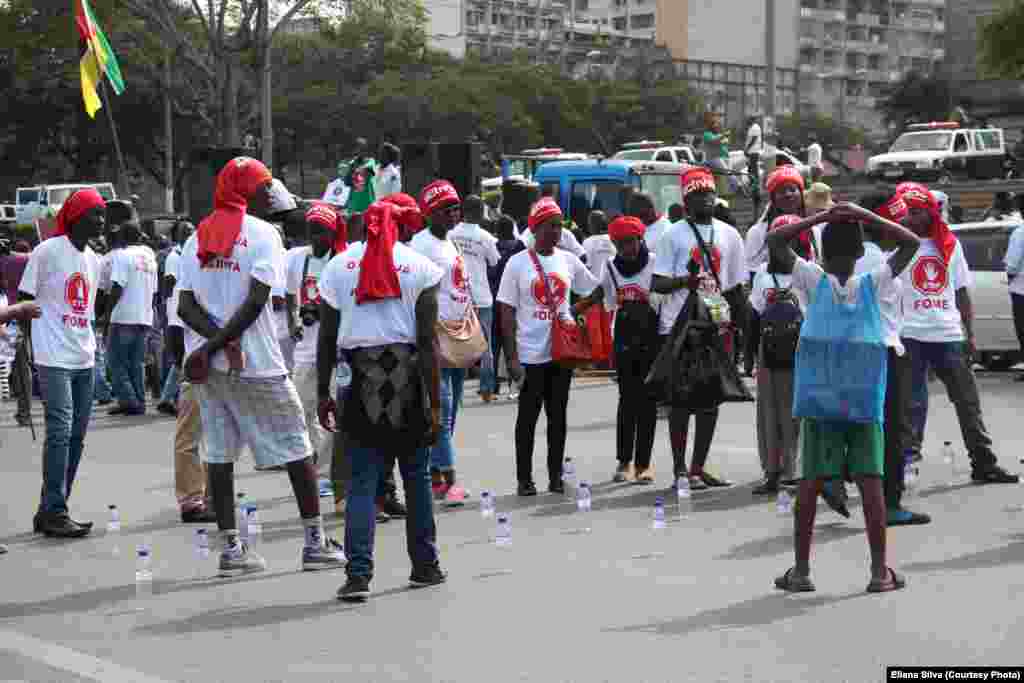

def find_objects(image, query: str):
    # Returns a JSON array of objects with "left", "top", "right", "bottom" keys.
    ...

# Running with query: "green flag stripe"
[{"left": 82, "top": 0, "right": 125, "bottom": 94}]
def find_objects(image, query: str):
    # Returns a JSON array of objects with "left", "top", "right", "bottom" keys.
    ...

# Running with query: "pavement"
[{"left": 1, "top": 372, "right": 1023, "bottom": 682}]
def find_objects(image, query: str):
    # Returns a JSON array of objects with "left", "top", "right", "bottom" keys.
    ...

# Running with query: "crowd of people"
[{"left": 3, "top": 144, "right": 1021, "bottom": 601}]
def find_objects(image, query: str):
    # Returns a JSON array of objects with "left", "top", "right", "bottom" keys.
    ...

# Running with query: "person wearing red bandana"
[
  {"left": 652, "top": 167, "right": 746, "bottom": 490},
  {"left": 19, "top": 189, "right": 104, "bottom": 538},
  {"left": 603, "top": 215, "right": 661, "bottom": 483},
  {"left": 497, "top": 197, "right": 600, "bottom": 497},
  {"left": 178, "top": 157, "right": 346, "bottom": 578},
  {"left": 316, "top": 196, "right": 447, "bottom": 602},
  {"left": 411, "top": 180, "right": 471, "bottom": 507},
  {"left": 898, "top": 186, "right": 1019, "bottom": 485}
]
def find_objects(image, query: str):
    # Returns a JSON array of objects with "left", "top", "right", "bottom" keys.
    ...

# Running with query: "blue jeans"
[
  {"left": 93, "top": 329, "right": 112, "bottom": 402},
  {"left": 38, "top": 365, "right": 95, "bottom": 514},
  {"left": 108, "top": 323, "right": 148, "bottom": 411},
  {"left": 903, "top": 338, "right": 996, "bottom": 468},
  {"left": 429, "top": 367, "right": 465, "bottom": 471},
  {"left": 476, "top": 306, "right": 497, "bottom": 395},
  {"left": 344, "top": 444, "right": 438, "bottom": 579},
  {"left": 159, "top": 363, "right": 180, "bottom": 405}
]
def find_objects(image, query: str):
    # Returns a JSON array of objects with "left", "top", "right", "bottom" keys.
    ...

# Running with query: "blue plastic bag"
[{"left": 793, "top": 273, "right": 887, "bottom": 423}]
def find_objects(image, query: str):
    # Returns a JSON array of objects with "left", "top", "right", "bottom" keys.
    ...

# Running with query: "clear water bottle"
[
  {"left": 236, "top": 492, "right": 249, "bottom": 543},
  {"left": 480, "top": 490, "right": 495, "bottom": 519},
  {"left": 904, "top": 462, "right": 920, "bottom": 498},
  {"left": 576, "top": 481, "right": 592, "bottom": 513},
  {"left": 106, "top": 504, "right": 121, "bottom": 557},
  {"left": 676, "top": 476, "right": 693, "bottom": 519},
  {"left": 651, "top": 497, "right": 667, "bottom": 530},
  {"left": 246, "top": 506, "right": 262, "bottom": 549},
  {"left": 194, "top": 529, "right": 209, "bottom": 579},
  {"left": 941, "top": 441, "right": 956, "bottom": 486},
  {"left": 135, "top": 544, "right": 153, "bottom": 600},
  {"left": 776, "top": 489, "right": 793, "bottom": 516},
  {"left": 563, "top": 458, "right": 578, "bottom": 498},
  {"left": 495, "top": 514, "right": 512, "bottom": 547}
]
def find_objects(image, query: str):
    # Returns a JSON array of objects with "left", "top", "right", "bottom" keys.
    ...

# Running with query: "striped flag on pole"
[{"left": 75, "top": 0, "right": 125, "bottom": 118}]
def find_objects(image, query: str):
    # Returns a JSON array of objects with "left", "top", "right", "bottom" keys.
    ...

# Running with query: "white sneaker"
[
  {"left": 302, "top": 538, "right": 347, "bottom": 571},
  {"left": 218, "top": 543, "right": 267, "bottom": 577}
]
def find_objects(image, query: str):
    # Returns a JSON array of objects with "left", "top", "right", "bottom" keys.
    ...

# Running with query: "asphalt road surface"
[{"left": 1, "top": 372, "right": 1023, "bottom": 682}]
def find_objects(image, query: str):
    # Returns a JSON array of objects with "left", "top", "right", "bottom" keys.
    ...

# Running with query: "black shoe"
[
  {"left": 517, "top": 481, "right": 538, "bottom": 497},
  {"left": 887, "top": 508, "right": 932, "bottom": 526},
  {"left": 39, "top": 513, "right": 90, "bottom": 538},
  {"left": 821, "top": 481, "right": 851, "bottom": 518},
  {"left": 96, "top": 398, "right": 112, "bottom": 406},
  {"left": 337, "top": 575, "right": 371, "bottom": 602},
  {"left": 752, "top": 477, "right": 780, "bottom": 495},
  {"left": 548, "top": 481, "right": 565, "bottom": 495},
  {"left": 70, "top": 517, "right": 93, "bottom": 531},
  {"left": 379, "top": 497, "right": 407, "bottom": 519},
  {"left": 409, "top": 564, "right": 448, "bottom": 588},
  {"left": 15, "top": 415, "right": 30, "bottom": 427},
  {"left": 181, "top": 507, "right": 217, "bottom": 523},
  {"left": 156, "top": 402, "right": 177, "bottom": 417},
  {"left": 971, "top": 465, "right": 1020, "bottom": 484},
  {"left": 107, "top": 405, "right": 128, "bottom": 416}
]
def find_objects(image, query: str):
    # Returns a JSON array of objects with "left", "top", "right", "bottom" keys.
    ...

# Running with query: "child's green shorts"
[{"left": 801, "top": 419, "right": 884, "bottom": 480}]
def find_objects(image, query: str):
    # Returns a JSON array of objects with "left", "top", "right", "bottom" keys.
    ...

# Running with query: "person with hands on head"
[
  {"left": 315, "top": 195, "right": 447, "bottom": 603},
  {"left": 897, "top": 187, "right": 1018, "bottom": 485},
  {"left": 178, "top": 157, "right": 346, "bottom": 579},
  {"left": 766, "top": 200, "right": 920, "bottom": 594},
  {"left": 21, "top": 189, "right": 105, "bottom": 538},
  {"left": 498, "top": 197, "right": 600, "bottom": 497}
]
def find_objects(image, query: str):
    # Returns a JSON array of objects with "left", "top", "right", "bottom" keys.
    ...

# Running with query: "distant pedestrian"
[
  {"left": 375, "top": 143, "right": 402, "bottom": 199},
  {"left": 805, "top": 133, "right": 824, "bottom": 183},
  {"left": 2, "top": 240, "right": 32, "bottom": 425},
  {"left": 1005, "top": 218, "right": 1024, "bottom": 381}
]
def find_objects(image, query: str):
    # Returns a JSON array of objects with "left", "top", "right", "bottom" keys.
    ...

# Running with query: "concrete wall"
[
  {"left": 671, "top": 0, "right": 798, "bottom": 68},
  {"left": 424, "top": 0, "right": 467, "bottom": 59}
]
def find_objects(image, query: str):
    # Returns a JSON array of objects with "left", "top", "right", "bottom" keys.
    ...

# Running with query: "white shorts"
[{"left": 197, "top": 370, "right": 312, "bottom": 467}]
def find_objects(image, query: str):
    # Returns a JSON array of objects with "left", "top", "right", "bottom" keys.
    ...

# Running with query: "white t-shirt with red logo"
[
  {"left": 19, "top": 236, "right": 100, "bottom": 369},
  {"left": 448, "top": 223, "right": 501, "bottom": 308},
  {"left": 177, "top": 214, "right": 287, "bottom": 378},
  {"left": 496, "top": 248, "right": 600, "bottom": 365},
  {"left": 409, "top": 230, "right": 471, "bottom": 322},
  {"left": 749, "top": 267, "right": 808, "bottom": 315},
  {"left": 601, "top": 258, "right": 656, "bottom": 312},
  {"left": 318, "top": 241, "right": 443, "bottom": 350},
  {"left": 286, "top": 245, "right": 332, "bottom": 367},
  {"left": 110, "top": 244, "right": 158, "bottom": 326},
  {"left": 899, "top": 238, "right": 971, "bottom": 343},
  {"left": 653, "top": 219, "right": 746, "bottom": 335}
]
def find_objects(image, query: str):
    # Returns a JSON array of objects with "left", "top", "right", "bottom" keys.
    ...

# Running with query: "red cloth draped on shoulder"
[
  {"left": 197, "top": 157, "right": 272, "bottom": 266},
  {"left": 355, "top": 197, "right": 424, "bottom": 305},
  {"left": 53, "top": 188, "right": 106, "bottom": 238}
]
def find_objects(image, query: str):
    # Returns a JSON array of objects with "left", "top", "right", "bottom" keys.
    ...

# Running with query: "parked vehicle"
[
  {"left": 15, "top": 182, "right": 117, "bottom": 228},
  {"left": 613, "top": 141, "right": 698, "bottom": 165},
  {"left": 0, "top": 204, "right": 16, "bottom": 226},
  {"left": 534, "top": 159, "right": 687, "bottom": 230},
  {"left": 867, "top": 122, "right": 1008, "bottom": 185},
  {"left": 728, "top": 147, "right": 812, "bottom": 192},
  {"left": 952, "top": 220, "right": 1022, "bottom": 370}
]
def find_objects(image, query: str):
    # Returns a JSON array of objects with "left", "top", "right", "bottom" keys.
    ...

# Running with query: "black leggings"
[
  {"left": 615, "top": 341, "right": 660, "bottom": 469},
  {"left": 515, "top": 362, "right": 573, "bottom": 486}
]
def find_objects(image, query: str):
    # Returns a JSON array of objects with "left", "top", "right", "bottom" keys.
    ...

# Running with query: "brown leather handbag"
[
  {"left": 528, "top": 249, "right": 591, "bottom": 369},
  {"left": 435, "top": 243, "right": 489, "bottom": 369}
]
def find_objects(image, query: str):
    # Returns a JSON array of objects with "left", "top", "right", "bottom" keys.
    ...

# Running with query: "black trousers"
[
  {"left": 615, "top": 341, "right": 660, "bottom": 469},
  {"left": 883, "top": 348, "right": 910, "bottom": 509},
  {"left": 515, "top": 362, "right": 573, "bottom": 486},
  {"left": 1012, "top": 293, "right": 1024, "bottom": 353}
]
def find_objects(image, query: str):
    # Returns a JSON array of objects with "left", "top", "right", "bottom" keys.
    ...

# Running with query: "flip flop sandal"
[
  {"left": 774, "top": 567, "right": 816, "bottom": 592},
  {"left": 867, "top": 567, "right": 907, "bottom": 593}
]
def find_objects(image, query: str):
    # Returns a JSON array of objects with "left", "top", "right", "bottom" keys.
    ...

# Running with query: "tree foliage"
[
  {"left": 978, "top": 1, "right": 1024, "bottom": 79},
  {"left": 877, "top": 71, "right": 953, "bottom": 129}
]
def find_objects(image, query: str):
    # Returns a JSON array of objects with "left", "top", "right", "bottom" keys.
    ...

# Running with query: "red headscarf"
[
  {"left": 766, "top": 166, "right": 805, "bottom": 195},
  {"left": 877, "top": 194, "right": 908, "bottom": 224},
  {"left": 355, "top": 198, "right": 425, "bottom": 305},
  {"left": 305, "top": 203, "right": 347, "bottom": 254},
  {"left": 528, "top": 197, "right": 563, "bottom": 231},
  {"left": 380, "top": 193, "right": 425, "bottom": 241},
  {"left": 895, "top": 181, "right": 930, "bottom": 197},
  {"left": 899, "top": 186, "right": 956, "bottom": 265},
  {"left": 197, "top": 157, "right": 272, "bottom": 266},
  {"left": 608, "top": 215, "right": 645, "bottom": 242},
  {"left": 419, "top": 180, "right": 461, "bottom": 216},
  {"left": 53, "top": 188, "right": 106, "bottom": 238},
  {"left": 680, "top": 167, "right": 716, "bottom": 197},
  {"left": 769, "top": 213, "right": 814, "bottom": 256}
]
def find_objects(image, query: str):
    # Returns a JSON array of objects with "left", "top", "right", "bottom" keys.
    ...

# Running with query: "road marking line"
[{"left": 0, "top": 630, "right": 174, "bottom": 683}]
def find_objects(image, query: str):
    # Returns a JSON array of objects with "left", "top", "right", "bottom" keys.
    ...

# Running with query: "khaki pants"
[
  {"left": 755, "top": 360, "right": 799, "bottom": 480},
  {"left": 292, "top": 363, "right": 334, "bottom": 473},
  {"left": 174, "top": 382, "right": 207, "bottom": 508}
]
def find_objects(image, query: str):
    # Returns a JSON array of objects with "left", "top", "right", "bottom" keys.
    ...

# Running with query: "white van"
[
  {"left": 952, "top": 221, "right": 1021, "bottom": 370},
  {"left": 15, "top": 183, "right": 117, "bottom": 226}
]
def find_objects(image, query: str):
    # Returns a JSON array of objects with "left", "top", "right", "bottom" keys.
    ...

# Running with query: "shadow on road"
[
  {"left": 716, "top": 522, "right": 862, "bottom": 561},
  {"left": 903, "top": 533, "right": 1024, "bottom": 574}
]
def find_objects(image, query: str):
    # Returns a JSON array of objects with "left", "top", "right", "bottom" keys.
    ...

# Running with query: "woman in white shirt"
[
  {"left": 374, "top": 143, "right": 402, "bottom": 199},
  {"left": 497, "top": 198, "right": 599, "bottom": 497}
]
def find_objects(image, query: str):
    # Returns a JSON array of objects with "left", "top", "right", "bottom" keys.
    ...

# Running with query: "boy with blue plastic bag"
[{"left": 766, "top": 203, "right": 920, "bottom": 594}]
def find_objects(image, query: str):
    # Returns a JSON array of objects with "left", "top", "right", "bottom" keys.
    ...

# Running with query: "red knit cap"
[
  {"left": 680, "top": 167, "right": 716, "bottom": 197},
  {"left": 527, "top": 197, "right": 563, "bottom": 231},
  {"left": 766, "top": 166, "right": 805, "bottom": 194},
  {"left": 608, "top": 215, "right": 646, "bottom": 241},
  {"left": 419, "top": 180, "right": 460, "bottom": 216}
]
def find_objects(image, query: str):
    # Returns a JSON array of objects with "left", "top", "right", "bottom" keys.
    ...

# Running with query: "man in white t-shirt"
[
  {"left": 322, "top": 161, "right": 351, "bottom": 208},
  {"left": 316, "top": 196, "right": 447, "bottom": 602},
  {"left": 447, "top": 195, "right": 501, "bottom": 400},
  {"left": 581, "top": 210, "right": 616, "bottom": 281},
  {"left": 1004, "top": 220, "right": 1024, "bottom": 380},
  {"left": 178, "top": 157, "right": 346, "bottom": 577},
  {"left": 898, "top": 187, "right": 1018, "bottom": 485},
  {"left": 156, "top": 220, "right": 194, "bottom": 415},
  {"left": 652, "top": 167, "right": 746, "bottom": 490},
  {"left": 628, "top": 192, "right": 670, "bottom": 253},
  {"left": 103, "top": 222, "right": 157, "bottom": 416},
  {"left": 805, "top": 133, "right": 824, "bottom": 182},
  {"left": 20, "top": 189, "right": 105, "bottom": 538}
]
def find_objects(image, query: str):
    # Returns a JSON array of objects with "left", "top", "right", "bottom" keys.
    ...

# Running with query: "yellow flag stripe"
[{"left": 80, "top": 49, "right": 102, "bottom": 118}]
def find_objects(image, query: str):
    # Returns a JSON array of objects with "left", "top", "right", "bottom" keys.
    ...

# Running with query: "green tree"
[
  {"left": 877, "top": 71, "right": 953, "bottom": 129},
  {"left": 978, "top": 1, "right": 1024, "bottom": 79}
]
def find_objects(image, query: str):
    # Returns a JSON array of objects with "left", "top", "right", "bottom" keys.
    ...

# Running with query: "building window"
[
  {"left": 613, "top": 17, "right": 626, "bottom": 30},
  {"left": 800, "top": 19, "right": 816, "bottom": 38},
  {"left": 575, "top": 0, "right": 589, "bottom": 10},
  {"left": 823, "top": 50, "right": 837, "bottom": 68},
  {"left": 631, "top": 13, "right": 654, "bottom": 29}
]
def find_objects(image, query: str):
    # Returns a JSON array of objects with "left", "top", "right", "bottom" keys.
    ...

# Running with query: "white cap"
[{"left": 266, "top": 178, "right": 297, "bottom": 215}]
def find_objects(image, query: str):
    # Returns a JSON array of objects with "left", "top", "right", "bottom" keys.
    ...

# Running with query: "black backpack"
[
  {"left": 760, "top": 274, "right": 803, "bottom": 370},
  {"left": 608, "top": 264, "right": 659, "bottom": 351}
]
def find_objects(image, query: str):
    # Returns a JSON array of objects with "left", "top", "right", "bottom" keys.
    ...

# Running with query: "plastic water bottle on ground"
[
  {"left": 106, "top": 504, "right": 121, "bottom": 557},
  {"left": 776, "top": 489, "right": 793, "bottom": 516},
  {"left": 576, "top": 481, "right": 593, "bottom": 533},
  {"left": 903, "top": 462, "right": 920, "bottom": 498},
  {"left": 563, "top": 458, "right": 578, "bottom": 499},
  {"left": 246, "top": 506, "right": 262, "bottom": 549},
  {"left": 480, "top": 490, "right": 495, "bottom": 519},
  {"left": 236, "top": 492, "right": 249, "bottom": 543},
  {"left": 676, "top": 476, "right": 692, "bottom": 519},
  {"left": 495, "top": 514, "right": 512, "bottom": 547},
  {"left": 194, "top": 529, "right": 210, "bottom": 578},
  {"left": 135, "top": 544, "right": 153, "bottom": 600},
  {"left": 941, "top": 441, "right": 957, "bottom": 486},
  {"left": 651, "top": 497, "right": 667, "bottom": 530}
]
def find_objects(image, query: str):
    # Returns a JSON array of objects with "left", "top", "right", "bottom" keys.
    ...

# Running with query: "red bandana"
[
  {"left": 766, "top": 166, "right": 805, "bottom": 194},
  {"left": 53, "top": 189, "right": 106, "bottom": 239},
  {"left": 680, "top": 167, "right": 716, "bottom": 197},
  {"left": 197, "top": 157, "right": 272, "bottom": 266},
  {"left": 899, "top": 187, "right": 956, "bottom": 265},
  {"left": 528, "top": 197, "right": 563, "bottom": 231},
  {"left": 305, "top": 203, "right": 347, "bottom": 254},
  {"left": 419, "top": 180, "right": 460, "bottom": 216},
  {"left": 608, "top": 216, "right": 646, "bottom": 241}
]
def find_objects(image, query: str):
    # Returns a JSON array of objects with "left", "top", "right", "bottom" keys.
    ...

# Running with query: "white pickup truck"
[{"left": 15, "top": 183, "right": 117, "bottom": 231}]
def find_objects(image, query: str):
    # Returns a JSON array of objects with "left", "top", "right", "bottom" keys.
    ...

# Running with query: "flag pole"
[{"left": 97, "top": 77, "right": 128, "bottom": 198}]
